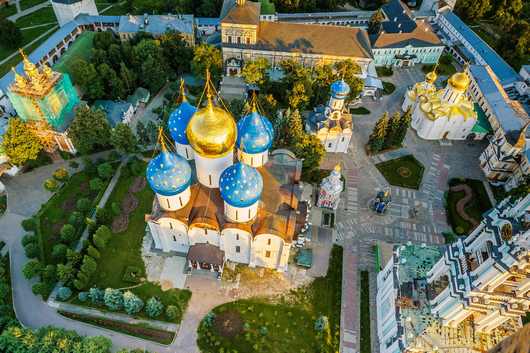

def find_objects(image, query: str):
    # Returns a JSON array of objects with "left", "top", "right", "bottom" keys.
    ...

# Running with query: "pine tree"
[
  {"left": 396, "top": 108, "right": 412, "bottom": 146},
  {"left": 368, "top": 112, "right": 389, "bottom": 154},
  {"left": 386, "top": 112, "right": 402, "bottom": 149}
]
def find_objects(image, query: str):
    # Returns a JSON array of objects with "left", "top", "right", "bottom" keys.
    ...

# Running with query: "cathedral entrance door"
[{"left": 443, "top": 131, "right": 449, "bottom": 139}]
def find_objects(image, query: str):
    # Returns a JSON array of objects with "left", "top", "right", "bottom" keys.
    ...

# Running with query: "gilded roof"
[
  {"left": 221, "top": 0, "right": 260, "bottom": 25},
  {"left": 255, "top": 22, "right": 372, "bottom": 59}
]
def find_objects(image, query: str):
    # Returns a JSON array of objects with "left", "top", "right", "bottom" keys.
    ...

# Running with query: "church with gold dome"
[
  {"left": 402, "top": 69, "right": 486, "bottom": 141},
  {"left": 144, "top": 75, "right": 305, "bottom": 278}
]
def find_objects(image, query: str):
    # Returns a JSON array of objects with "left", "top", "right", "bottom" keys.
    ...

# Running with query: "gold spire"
[
  {"left": 19, "top": 49, "right": 41, "bottom": 82},
  {"left": 11, "top": 67, "right": 27, "bottom": 88},
  {"left": 334, "top": 163, "right": 342, "bottom": 173},
  {"left": 178, "top": 78, "right": 187, "bottom": 103}
]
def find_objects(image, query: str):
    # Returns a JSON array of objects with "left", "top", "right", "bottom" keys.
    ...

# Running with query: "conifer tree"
[
  {"left": 396, "top": 108, "right": 412, "bottom": 145},
  {"left": 368, "top": 112, "right": 389, "bottom": 154},
  {"left": 386, "top": 112, "right": 402, "bottom": 149}
]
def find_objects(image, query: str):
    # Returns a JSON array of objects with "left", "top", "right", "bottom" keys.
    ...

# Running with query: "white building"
[
  {"left": 51, "top": 0, "right": 98, "bottom": 27},
  {"left": 316, "top": 164, "right": 343, "bottom": 210},
  {"left": 377, "top": 195, "right": 530, "bottom": 353},
  {"left": 468, "top": 65, "right": 530, "bottom": 189},
  {"left": 404, "top": 70, "right": 481, "bottom": 140},
  {"left": 307, "top": 80, "right": 353, "bottom": 153},
  {"left": 145, "top": 84, "right": 304, "bottom": 277}
]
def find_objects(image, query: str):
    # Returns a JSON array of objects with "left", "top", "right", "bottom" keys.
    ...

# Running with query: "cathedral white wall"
[
  {"left": 238, "top": 149, "right": 268, "bottom": 168},
  {"left": 175, "top": 142, "right": 194, "bottom": 160},
  {"left": 221, "top": 228, "right": 252, "bottom": 264},
  {"left": 249, "top": 234, "right": 285, "bottom": 269},
  {"left": 318, "top": 130, "right": 352, "bottom": 153},
  {"left": 189, "top": 226, "right": 220, "bottom": 247},
  {"left": 52, "top": 0, "right": 98, "bottom": 27},
  {"left": 153, "top": 217, "right": 190, "bottom": 253},
  {"left": 402, "top": 94, "right": 415, "bottom": 112},
  {"left": 156, "top": 187, "right": 191, "bottom": 211},
  {"left": 412, "top": 107, "right": 476, "bottom": 140},
  {"left": 224, "top": 202, "right": 258, "bottom": 223},
  {"left": 195, "top": 152, "right": 233, "bottom": 188}
]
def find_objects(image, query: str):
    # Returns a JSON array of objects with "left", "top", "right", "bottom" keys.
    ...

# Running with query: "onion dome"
[
  {"left": 220, "top": 162, "right": 263, "bottom": 207},
  {"left": 146, "top": 151, "right": 192, "bottom": 196},
  {"left": 448, "top": 72, "right": 470, "bottom": 92},
  {"left": 330, "top": 79, "right": 350, "bottom": 99},
  {"left": 168, "top": 98, "right": 197, "bottom": 145},
  {"left": 186, "top": 96, "right": 237, "bottom": 158},
  {"left": 236, "top": 108, "right": 274, "bottom": 154}
]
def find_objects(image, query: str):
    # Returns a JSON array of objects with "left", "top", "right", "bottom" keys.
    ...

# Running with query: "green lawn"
[
  {"left": 0, "top": 3, "right": 17, "bottom": 18},
  {"left": 198, "top": 245, "right": 343, "bottom": 353},
  {"left": 100, "top": 2, "right": 128, "bottom": 15},
  {"left": 0, "top": 25, "right": 57, "bottom": 77},
  {"left": 15, "top": 5, "right": 56, "bottom": 27},
  {"left": 360, "top": 271, "right": 371, "bottom": 353},
  {"left": 382, "top": 81, "right": 395, "bottom": 95},
  {"left": 0, "top": 24, "right": 55, "bottom": 61},
  {"left": 350, "top": 107, "right": 370, "bottom": 115},
  {"left": 53, "top": 31, "right": 95, "bottom": 76},
  {"left": 20, "top": 0, "right": 49, "bottom": 11},
  {"left": 446, "top": 178, "right": 492, "bottom": 235},
  {"left": 376, "top": 155, "right": 425, "bottom": 189}
]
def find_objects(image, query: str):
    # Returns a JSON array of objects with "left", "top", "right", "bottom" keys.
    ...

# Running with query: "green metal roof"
[
  {"left": 296, "top": 248, "right": 313, "bottom": 268},
  {"left": 471, "top": 103, "right": 493, "bottom": 134}
]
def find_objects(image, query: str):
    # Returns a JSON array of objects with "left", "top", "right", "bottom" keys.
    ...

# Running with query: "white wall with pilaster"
[
  {"left": 153, "top": 217, "right": 190, "bottom": 253},
  {"left": 221, "top": 228, "right": 252, "bottom": 264},
  {"left": 249, "top": 234, "right": 285, "bottom": 269},
  {"left": 175, "top": 142, "right": 194, "bottom": 160},
  {"left": 189, "top": 226, "right": 220, "bottom": 247},
  {"left": 237, "top": 149, "right": 268, "bottom": 168},
  {"left": 156, "top": 187, "right": 191, "bottom": 211},
  {"left": 195, "top": 152, "right": 233, "bottom": 188},
  {"left": 224, "top": 202, "right": 258, "bottom": 223}
]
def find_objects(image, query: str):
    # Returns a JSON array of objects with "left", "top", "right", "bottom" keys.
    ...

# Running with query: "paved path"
[
  {"left": 7, "top": 0, "right": 50, "bottom": 21},
  {"left": 0, "top": 25, "right": 58, "bottom": 66}
]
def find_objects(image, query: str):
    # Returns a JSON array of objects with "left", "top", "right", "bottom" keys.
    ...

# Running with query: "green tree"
[
  {"left": 97, "top": 162, "right": 114, "bottom": 180},
  {"left": 42, "top": 264, "right": 57, "bottom": 282},
  {"left": 71, "top": 60, "right": 105, "bottom": 100},
  {"left": 57, "top": 287, "right": 72, "bottom": 301},
  {"left": 146, "top": 297, "right": 164, "bottom": 318},
  {"left": 104, "top": 288, "right": 123, "bottom": 311},
  {"left": 385, "top": 111, "right": 402, "bottom": 149},
  {"left": 368, "top": 9, "right": 384, "bottom": 34},
  {"left": 89, "top": 178, "right": 105, "bottom": 192},
  {"left": 136, "top": 121, "right": 150, "bottom": 146},
  {"left": 288, "top": 81, "right": 310, "bottom": 109},
  {"left": 119, "top": 62, "right": 137, "bottom": 96},
  {"left": 165, "top": 305, "right": 181, "bottom": 321},
  {"left": 69, "top": 106, "right": 111, "bottom": 154},
  {"left": 160, "top": 31, "right": 194, "bottom": 74},
  {"left": 141, "top": 55, "right": 167, "bottom": 93},
  {"left": 80, "top": 255, "right": 97, "bottom": 276},
  {"left": 396, "top": 108, "right": 412, "bottom": 145},
  {"left": 110, "top": 123, "right": 139, "bottom": 154},
  {"left": 1, "top": 118, "right": 43, "bottom": 166},
  {"left": 51, "top": 244, "right": 68, "bottom": 261},
  {"left": 24, "top": 242, "right": 39, "bottom": 258},
  {"left": 93, "top": 30, "right": 117, "bottom": 50},
  {"left": 123, "top": 291, "right": 144, "bottom": 315},
  {"left": 87, "top": 245, "right": 101, "bottom": 259},
  {"left": 93, "top": 225, "right": 112, "bottom": 249},
  {"left": 0, "top": 19, "right": 22, "bottom": 49},
  {"left": 312, "top": 63, "right": 337, "bottom": 106},
  {"left": 368, "top": 112, "right": 390, "bottom": 153},
  {"left": 191, "top": 44, "right": 223, "bottom": 81},
  {"left": 98, "top": 63, "right": 126, "bottom": 100},
  {"left": 57, "top": 263, "right": 75, "bottom": 282},
  {"left": 76, "top": 197, "right": 92, "bottom": 213},
  {"left": 60, "top": 224, "right": 77, "bottom": 243},
  {"left": 334, "top": 59, "right": 364, "bottom": 99},
  {"left": 455, "top": 0, "right": 491, "bottom": 21},
  {"left": 241, "top": 58, "right": 271, "bottom": 87},
  {"left": 22, "top": 259, "right": 43, "bottom": 279},
  {"left": 294, "top": 134, "right": 325, "bottom": 177}
]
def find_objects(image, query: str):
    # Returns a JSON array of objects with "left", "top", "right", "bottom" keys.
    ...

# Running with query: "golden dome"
[
  {"left": 448, "top": 72, "right": 470, "bottom": 92},
  {"left": 186, "top": 98, "right": 237, "bottom": 158},
  {"left": 425, "top": 70, "right": 437, "bottom": 84}
]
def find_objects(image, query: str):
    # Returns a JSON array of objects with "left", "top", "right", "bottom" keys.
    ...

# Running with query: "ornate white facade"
[
  {"left": 404, "top": 70, "right": 480, "bottom": 140},
  {"left": 377, "top": 195, "right": 530, "bottom": 353},
  {"left": 51, "top": 0, "right": 98, "bottom": 27},
  {"left": 316, "top": 164, "right": 343, "bottom": 210}
]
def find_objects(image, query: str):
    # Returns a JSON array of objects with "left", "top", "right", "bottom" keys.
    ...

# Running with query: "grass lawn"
[
  {"left": 376, "top": 155, "right": 425, "bottom": 189},
  {"left": 198, "top": 245, "right": 343, "bottom": 353},
  {"left": 37, "top": 168, "right": 110, "bottom": 264},
  {"left": 446, "top": 178, "right": 492, "bottom": 235},
  {"left": 350, "top": 107, "right": 370, "bottom": 115},
  {"left": 0, "top": 24, "right": 55, "bottom": 61},
  {"left": 360, "top": 271, "right": 371, "bottom": 353},
  {"left": 59, "top": 311, "right": 175, "bottom": 344},
  {"left": 20, "top": 0, "right": 49, "bottom": 10},
  {"left": 15, "top": 5, "right": 56, "bottom": 27},
  {"left": 0, "top": 194, "right": 6, "bottom": 216},
  {"left": 100, "top": 2, "right": 129, "bottom": 15},
  {"left": 0, "top": 25, "right": 57, "bottom": 77},
  {"left": 382, "top": 81, "right": 395, "bottom": 95},
  {"left": 77, "top": 161, "right": 191, "bottom": 324},
  {"left": 53, "top": 31, "right": 95, "bottom": 76}
]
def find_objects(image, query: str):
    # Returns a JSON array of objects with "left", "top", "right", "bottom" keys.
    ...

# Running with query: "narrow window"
[
  {"left": 185, "top": 148, "right": 189, "bottom": 159},
  {"left": 267, "top": 238, "right": 271, "bottom": 245},
  {"left": 166, "top": 198, "right": 171, "bottom": 209},
  {"left": 328, "top": 143, "right": 332, "bottom": 148},
  {"left": 169, "top": 222, "right": 173, "bottom": 230},
  {"left": 208, "top": 174, "right": 212, "bottom": 185},
  {"left": 236, "top": 246, "right": 241, "bottom": 253},
  {"left": 246, "top": 37, "right": 250, "bottom": 44},
  {"left": 179, "top": 196, "right": 183, "bottom": 206},
  {"left": 235, "top": 210, "right": 238, "bottom": 220},
  {"left": 172, "top": 235, "right": 176, "bottom": 242},
  {"left": 236, "top": 233, "right": 239, "bottom": 240},
  {"left": 228, "top": 35, "right": 232, "bottom": 43},
  {"left": 237, "top": 36, "right": 241, "bottom": 44},
  {"left": 265, "top": 250, "right": 271, "bottom": 258},
  {"left": 248, "top": 208, "right": 251, "bottom": 218},
  {"left": 204, "top": 228, "right": 207, "bottom": 235}
]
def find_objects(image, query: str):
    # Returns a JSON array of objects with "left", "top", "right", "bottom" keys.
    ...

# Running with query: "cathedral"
[
  {"left": 307, "top": 79, "right": 353, "bottom": 153},
  {"left": 145, "top": 77, "right": 305, "bottom": 276},
  {"left": 402, "top": 69, "right": 483, "bottom": 141},
  {"left": 7, "top": 50, "right": 79, "bottom": 153}
]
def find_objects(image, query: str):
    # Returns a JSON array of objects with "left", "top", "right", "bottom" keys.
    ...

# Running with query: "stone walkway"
[{"left": 7, "top": 0, "right": 50, "bottom": 21}]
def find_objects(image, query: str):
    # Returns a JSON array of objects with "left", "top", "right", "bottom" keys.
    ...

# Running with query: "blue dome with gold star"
[
  {"left": 168, "top": 100, "right": 197, "bottom": 145},
  {"left": 330, "top": 79, "right": 350, "bottom": 99},
  {"left": 220, "top": 162, "right": 263, "bottom": 207},
  {"left": 236, "top": 110, "right": 274, "bottom": 154},
  {"left": 146, "top": 151, "right": 192, "bottom": 196}
]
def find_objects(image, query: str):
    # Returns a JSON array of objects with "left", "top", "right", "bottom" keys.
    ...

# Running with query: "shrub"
[
  {"left": 111, "top": 202, "right": 121, "bottom": 216},
  {"left": 382, "top": 81, "right": 396, "bottom": 95},
  {"left": 21, "top": 218, "right": 36, "bottom": 231},
  {"left": 87, "top": 245, "right": 101, "bottom": 259},
  {"left": 68, "top": 211, "right": 83, "bottom": 226},
  {"left": 69, "top": 161, "right": 79, "bottom": 169},
  {"left": 104, "top": 288, "right": 123, "bottom": 311},
  {"left": 32, "top": 282, "right": 52, "bottom": 297},
  {"left": 95, "top": 207, "right": 112, "bottom": 226},
  {"left": 129, "top": 159, "right": 144, "bottom": 176},
  {"left": 315, "top": 316, "right": 329, "bottom": 332},
  {"left": 21, "top": 233, "right": 37, "bottom": 246},
  {"left": 51, "top": 244, "right": 68, "bottom": 261},
  {"left": 53, "top": 168, "right": 69, "bottom": 182},
  {"left": 76, "top": 198, "right": 92, "bottom": 213},
  {"left": 24, "top": 242, "right": 39, "bottom": 259},
  {"left": 89, "top": 178, "right": 105, "bottom": 192},
  {"left": 80, "top": 255, "right": 97, "bottom": 275},
  {"left": 89, "top": 287, "right": 105, "bottom": 304},
  {"left": 108, "top": 151, "right": 121, "bottom": 161},
  {"left": 146, "top": 297, "right": 164, "bottom": 318},
  {"left": 204, "top": 312, "right": 216, "bottom": 327},
  {"left": 57, "top": 287, "right": 72, "bottom": 301},
  {"left": 83, "top": 157, "right": 97, "bottom": 176},
  {"left": 78, "top": 291, "right": 89, "bottom": 302},
  {"left": 42, "top": 264, "right": 57, "bottom": 282},
  {"left": 123, "top": 291, "right": 144, "bottom": 315},
  {"left": 97, "top": 163, "right": 114, "bottom": 180},
  {"left": 57, "top": 263, "right": 75, "bottom": 283},
  {"left": 165, "top": 305, "right": 180, "bottom": 321},
  {"left": 44, "top": 178, "right": 59, "bottom": 192},
  {"left": 73, "top": 278, "right": 87, "bottom": 291},
  {"left": 93, "top": 225, "right": 111, "bottom": 249},
  {"left": 66, "top": 249, "right": 82, "bottom": 266},
  {"left": 22, "top": 259, "right": 43, "bottom": 279},
  {"left": 60, "top": 224, "right": 77, "bottom": 243}
]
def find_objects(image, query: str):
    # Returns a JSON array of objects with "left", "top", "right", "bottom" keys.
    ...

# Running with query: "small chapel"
[
  {"left": 145, "top": 75, "right": 306, "bottom": 277},
  {"left": 402, "top": 69, "right": 485, "bottom": 140}
]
